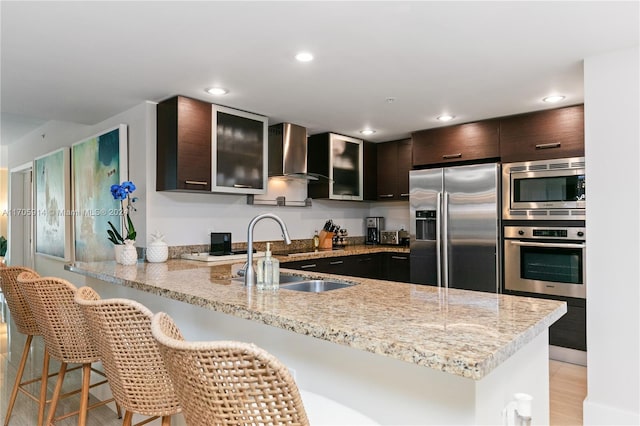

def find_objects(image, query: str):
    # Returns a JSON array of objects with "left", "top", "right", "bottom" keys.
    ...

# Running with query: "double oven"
[
  {"left": 502, "top": 157, "right": 586, "bottom": 360},
  {"left": 502, "top": 156, "right": 586, "bottom": 297}
]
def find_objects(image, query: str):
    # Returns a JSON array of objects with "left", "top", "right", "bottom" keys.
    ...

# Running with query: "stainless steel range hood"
[{"left": 268, "top": 123, "right": 324, "bottom": 180}]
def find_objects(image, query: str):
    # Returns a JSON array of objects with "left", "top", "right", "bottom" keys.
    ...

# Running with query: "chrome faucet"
[{"left": 243, "top": 213, "right": 292, "bottom": 287}]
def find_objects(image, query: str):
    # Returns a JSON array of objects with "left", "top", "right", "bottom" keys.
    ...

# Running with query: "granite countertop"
[{"left": 66, "top": 245, "right": 565, "bottom": 381}]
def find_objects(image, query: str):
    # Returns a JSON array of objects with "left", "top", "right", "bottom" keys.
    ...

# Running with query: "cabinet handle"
[
  {"left": 391, "top": 256, "right": 408, "bottom": 260},
  {"left": 185, "top": 180, "right": 208, "bottom": 186},
  {"left": 329, "top": 260, "right": 344, "bottom": 265},
  {"left": 300, "top": 264, "right": 317, "bottom": 269},
  {"left": 442, "top": 153, "right": 462, "bottom": 159},
  {"left": 535, "top": 142, "right": 561, "bottom": 150},
  {"left": 233, "top": 184, "right": 253, "bottom": 188},
  {"left": 378, "top": 194, "right": 394, "bottom": 198},
  {"left": 400, "top": 193, "right": 410, "bottom": 197}
]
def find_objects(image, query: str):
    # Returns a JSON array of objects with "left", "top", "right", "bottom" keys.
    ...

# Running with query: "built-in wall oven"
[{"left": 504, "top": 225, "right": 586, "bottom": 299}]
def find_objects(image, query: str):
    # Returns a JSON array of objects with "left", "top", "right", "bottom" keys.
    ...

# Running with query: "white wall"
[{"left": 583, "top": 46, "right": 639, "bottom": 425}]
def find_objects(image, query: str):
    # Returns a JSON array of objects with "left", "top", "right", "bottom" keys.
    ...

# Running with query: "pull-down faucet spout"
[{"left": 244, "top": 213, "right": 292, "bottom": 287}]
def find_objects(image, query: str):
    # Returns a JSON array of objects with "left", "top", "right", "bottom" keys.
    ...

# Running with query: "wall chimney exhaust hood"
[{"left": 268, "top": 123, "right": 326, "bottom": 181}]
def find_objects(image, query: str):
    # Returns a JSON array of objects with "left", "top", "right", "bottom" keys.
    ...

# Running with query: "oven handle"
[{"left": 508, "top": 240, "right": 586, "bottom": 249}]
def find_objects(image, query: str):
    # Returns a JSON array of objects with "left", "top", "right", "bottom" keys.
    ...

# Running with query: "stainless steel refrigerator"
[{"left": 409, "top": 163, "right": 501, "bottom": 293}]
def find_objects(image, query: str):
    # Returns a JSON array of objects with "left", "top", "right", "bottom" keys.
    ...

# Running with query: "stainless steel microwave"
[{"left": 502, "top": 157, "right": 585, "bottom": 220}]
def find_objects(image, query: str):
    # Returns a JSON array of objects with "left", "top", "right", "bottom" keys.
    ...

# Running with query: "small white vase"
[
  {"left": 114, "top": 244, "right": 124, "bottom": 263},
  {"left": 119, "top": 240, "right": 138, "bottom": 265},
  {"left": 147, "top": 232, "right": 168, "bottom": 263}
]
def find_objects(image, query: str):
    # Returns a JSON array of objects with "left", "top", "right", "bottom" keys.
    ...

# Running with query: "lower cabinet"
[
  {"left": 282, "top": 251, "right": 411, "bottom": 283},
  {"left": 383, "top": 253, "right": 410, "bottom": 283},
  {"left": 504, "top": 290, "right": 586, "bottom": 351},
  {"left": 549, "top": 301, "right": 586, "bottom": 351}
]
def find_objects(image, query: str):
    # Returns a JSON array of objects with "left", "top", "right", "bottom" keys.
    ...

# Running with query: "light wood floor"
[
  {"left": 550, "top": 359, "right": 588, "bottom": 425},
  {"left": 0, "top": 307, "right": 587, "bottom": 425}
]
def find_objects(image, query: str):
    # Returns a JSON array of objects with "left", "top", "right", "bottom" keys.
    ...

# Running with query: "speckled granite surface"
[{"left": 66, "top": 245, "right": 565, "bottom": 380}]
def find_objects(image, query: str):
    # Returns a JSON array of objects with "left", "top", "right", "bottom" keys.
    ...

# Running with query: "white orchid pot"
[{"left": 118, "top": 240, "right": 138, "bottom": 265}]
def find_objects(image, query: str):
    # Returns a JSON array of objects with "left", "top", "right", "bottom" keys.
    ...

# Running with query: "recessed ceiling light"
[
  {"left": 360, "top": 129, "right": 376, "bottom": 136},
  {"left": 437, "top": 114, "right": 455, "bottom": 122},
  {"left": 295, "top": 52, "right": 314, "bottom": 62},
  {"left": 542, "top": 95, "right": 565, "bottom": 103},
  {"left": 205, "top": 87, "right": 229, "bottom": 96}
]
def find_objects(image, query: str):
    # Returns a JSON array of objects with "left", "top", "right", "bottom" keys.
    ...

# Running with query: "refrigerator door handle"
[
  {"left": 442, "top": 191, "right": 449, "bottom": 289},
  {"left": 436, "top": 192, "right": 442, "bottom": 287}
]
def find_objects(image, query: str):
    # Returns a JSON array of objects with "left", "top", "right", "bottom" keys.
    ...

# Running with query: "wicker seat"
[
  {"left": 0, "top": 267, "right": 51, "bottom": 426},
  {"left": 17, "top": 272, "right": 116, "bottom": 426},
  {"left": 150, "top": 312, "right": 310, "bottom": 426},
  {"left": 74, "top": 286, "right": 181, "bottom": 426}
]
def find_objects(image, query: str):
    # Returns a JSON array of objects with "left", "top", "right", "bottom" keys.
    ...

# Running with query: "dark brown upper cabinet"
[
  {"left": 308, "top": 133, "right": 367, "bottom": 201},
  {"left": 499, "top": 104, "right": 584, "bottom": 162},
  {"left": 157, "top": 95, "right": 212, "bottom": 192},
  {"left": 156, "top": 96, "right": 268, "bottom": 194},
  {"left": 376, "top": 138, "right": 412, "bottom": 201},
  {"left": 412, "top": 120, "right": 500, "bottom": 167},
  {"left": 211, "top": 105, "right": 268, "bottom": 194}
]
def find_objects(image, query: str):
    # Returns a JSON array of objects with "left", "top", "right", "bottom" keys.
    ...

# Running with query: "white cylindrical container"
[{"left": 147, "top": 232, "right": 169, "bottom": 263}]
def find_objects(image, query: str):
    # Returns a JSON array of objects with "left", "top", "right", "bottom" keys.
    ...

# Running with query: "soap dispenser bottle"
[
  {"left": 269, "top": 245, "right": 280, "bottom": 290},
  {"left": 262, "top": 243, "right": 273, "bottom": 291}
]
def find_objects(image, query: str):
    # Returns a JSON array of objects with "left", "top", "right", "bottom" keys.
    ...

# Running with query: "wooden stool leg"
[
  {"left": 37, "top": 348, "right": 50, "bottom": 426},
  {"left": 45, "top": 362, "right": 68, "bottom": 426},
  {"left": 161, "top": 415, "right": 172, "bottom": 426},
  {"left": 3, "top": 335, "right": 33, "bottom": 426},
  {"left": 77, "top": 363, "right": 92, "bottom": 426},
  {"left": 122, "top": 411, "right": 133, "bottom": 426}
]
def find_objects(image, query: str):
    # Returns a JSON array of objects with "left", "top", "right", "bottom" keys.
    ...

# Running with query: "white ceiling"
[{"left": 1, "top": 1, "right": 638, "bottom": 145}]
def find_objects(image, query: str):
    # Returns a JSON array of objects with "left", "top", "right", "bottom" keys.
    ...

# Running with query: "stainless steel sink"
[
  {"left": 280, "top": 280, "right": 355, "bottom": 293},
  {"left": 278, "top": 274, "right": 309, "bottom": 284},
  {"left": 232, "top": 274, "right": 355, "bottom": 292}
]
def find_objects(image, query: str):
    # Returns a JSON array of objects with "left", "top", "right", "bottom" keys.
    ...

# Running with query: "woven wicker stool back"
[
  {"left": 0, "top": 266, "right": 40, "bottom": 336},
  {"left": 75, "top": 286, "right": 181, "bottom": 425},
  {"left": 17, "top": 273, "right": 97, "bottom": 363},
  {"left": 151, "top": 312, "right": 310, "bottom": 426}
]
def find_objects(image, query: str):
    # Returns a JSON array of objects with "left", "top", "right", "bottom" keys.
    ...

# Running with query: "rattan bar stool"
[
  {"left": 74, "top": 286, "right": 182, "bottom": 426},
  {"left": 0, "top": 266, "right": 51, "bottom": 426},
  {"left": 17, "top": 272, "right": 117, "bottom": 426},
  {"left": 150, "top": 312, "right": 310, "bottom": 426}
]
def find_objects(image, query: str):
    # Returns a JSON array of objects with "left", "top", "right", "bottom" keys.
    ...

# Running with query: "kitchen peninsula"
[{"left": 66, "top": 247, "right": 566, "bottom": 425}]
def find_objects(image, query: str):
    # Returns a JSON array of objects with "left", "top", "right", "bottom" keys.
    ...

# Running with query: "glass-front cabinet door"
[
  {"left": 329, "top": 134, "right": 363, "bottom": 200},
  {"left": 211, "top": 105, "right": 268, "bottom": 194}
]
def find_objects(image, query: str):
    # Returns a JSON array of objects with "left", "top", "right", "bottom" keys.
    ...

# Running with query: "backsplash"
[{"left": 166, "top": 236, "right": 366, "bottom": 259}]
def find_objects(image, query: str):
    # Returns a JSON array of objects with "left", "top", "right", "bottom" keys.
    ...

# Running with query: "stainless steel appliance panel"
[
  {"left": 410, "top": 169, "right": 442, "bottom": 286},
  {"left": 504, "top": 225, "right": 586, "bottom": 298},
  {"left": 410, "top": 164, "right": 500, "bottom": 293},
  {"left": 445, "top": 163, "right": 500, "bottom": 293},
  {"left": 502, "top": 157, "right": 586, "bottom": 220}
]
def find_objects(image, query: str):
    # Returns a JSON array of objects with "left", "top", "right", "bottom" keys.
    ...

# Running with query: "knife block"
[{"left": 318, "top": 230, "right": 334, "bottom": 249}]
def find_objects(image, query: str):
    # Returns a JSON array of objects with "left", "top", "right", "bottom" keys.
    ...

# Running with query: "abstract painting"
[
  {"left": 34, "top": 148, "right": 70, "bottom": 259},
  {"left": 72, "top": 124, "right": 128, "bottom": 262}
]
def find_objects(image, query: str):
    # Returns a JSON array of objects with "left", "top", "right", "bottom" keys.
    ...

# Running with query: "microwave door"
[{"left": 410, "top": 169, "right": 443, "bottom": 286}]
